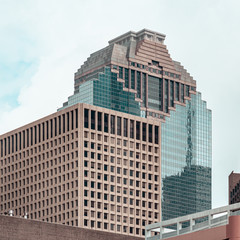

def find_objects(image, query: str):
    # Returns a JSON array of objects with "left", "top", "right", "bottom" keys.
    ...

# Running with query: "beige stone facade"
[{"left": 0, "top": 103, "right": 161, "bottom": 238}]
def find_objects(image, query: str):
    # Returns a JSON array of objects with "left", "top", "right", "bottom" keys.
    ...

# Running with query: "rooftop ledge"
[
  {"left": 146, "top": 202, "right": 240, "bottom": 240},
  {"left": 108, "top": 29, "right": 166, "bottom": 45}
]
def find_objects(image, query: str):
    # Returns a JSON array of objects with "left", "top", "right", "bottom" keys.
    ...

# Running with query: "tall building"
[
  {"left": 0, "top": 103, "right": 161, "bottom": 237},
  {"left": 229, "top": 171, "right": 240, "bottom": 204},
  {"left": 60, "top": 29, "right": 212, "bottom": 220},
  {"left": 0, "top": 29, "right": 212, "bottom": 238}
]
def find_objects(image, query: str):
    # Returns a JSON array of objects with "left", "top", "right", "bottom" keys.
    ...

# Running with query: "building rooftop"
[
  {"left": 108, "top": 29, "right": 166, "bottom": 45},
  {"left": 146, "top": 202, "right": 240, "bottom": 240}
]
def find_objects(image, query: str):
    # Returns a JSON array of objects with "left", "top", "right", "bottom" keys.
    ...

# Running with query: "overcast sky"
[{"left": 0, "top": 0, "right": 240, "bottom": 209}]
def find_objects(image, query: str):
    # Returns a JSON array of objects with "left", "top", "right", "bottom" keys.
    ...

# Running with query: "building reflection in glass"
[{"left": 161, "top": 93, "right": 212, "bottom": 221}]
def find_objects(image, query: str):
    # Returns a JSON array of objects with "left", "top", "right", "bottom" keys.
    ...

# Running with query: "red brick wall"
[
  {"left": 229, "top": 171, "right": 240, "bottom": 204},
  {"left": 0, "top": 215, "right": 144, "bottom": 240}
]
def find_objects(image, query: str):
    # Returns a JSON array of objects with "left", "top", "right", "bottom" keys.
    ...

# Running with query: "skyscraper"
[
  {"left": 0, "top": 29, "right": 211, "bottom": 238},
  {"left": 60, "top": 29, "right": 212, "bottom": 220}
]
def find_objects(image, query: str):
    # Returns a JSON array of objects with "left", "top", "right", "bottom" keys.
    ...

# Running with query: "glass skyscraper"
[{"left": 59, "top": 29, "right": 212, "bottom": 221}]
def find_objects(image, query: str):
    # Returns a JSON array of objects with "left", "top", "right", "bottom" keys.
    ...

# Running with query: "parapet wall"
[{"left": 0, "top": 215, "right": 143, "bottom": 240}]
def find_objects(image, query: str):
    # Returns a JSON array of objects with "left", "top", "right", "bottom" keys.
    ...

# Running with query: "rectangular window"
[
  {"left": 123, "top": 118, "right": 128, "bottom": 137},
  {"left": 58, "top": 116, "right": 61, "bottom": 135},
  {"left": 15, "top": 133, "right": 18, "bottom": 152},
  {"left": 11, "top": 135, "right": 14, "bottom": 153},
  {"left": 8, "top": 136, "right": 10, "bottom": 154},
  {"left": 27, "top": 129, "right": 29, "bottom": 147},
  {"left": 170, "top": 80, "right": 174, "bottom": 107},
  {"left": 149, "top": 124, "right": 153, "bottom": 143},
  {"left": 54, "top": 118, "right": 57, "bottom": 136},
  {"left": 181, "top": 83, "right": 184, "bottom": 103},
  {"left": 175, "top": 82, "right": 179, "bottom": 101},
  {"left": 84, "top": 109, "right": 89, "bottom": 128},
  {"left": 71, "top": 110, "right": 74, "bottom": 130},
  {"left": 104, "top": 114, "right": 109, "bottom": 133},
  {"left": 98, "top": 112, "right": 102, "bottom": 131},
  {"left": 91, "top": 110, "right": 95, "bottom": 130},
  {"left": 63, "top": 115, "right": 65, "bottom": 134},
  {"left": 164, "top": 79, "right": 168, "bottom": 113},
  {"left": 67, "top": 112, "right": 70, "bottom": 131},
  {"left": 148, "top": 75, "right": 163, "bottom": 111},
  {"left": 142, "top": 73, "right": 146, "bottom": 107},
  {"left": 119, "top": 66, "right": 123, "bottom": 79},
  {"left": 142, "top": 123, "right": 146, "bottom": 142},
  {"left": 4, "top": 138, "right": 7, "bottom": 155},
  {"left": 186, "top": 85, "right": 190, "bottom": 97},
  {"left": 137, "top": 71, "right": 141, "bottom": 98},
  {"left": 75, "top": 109, "right": 78, "bottom": 129},
  {"left": 31, "top": 127, "right": 33, "bottom": 145},
  {"left": 155, "top": 126, "right": 159, "bottom": 144},
  {"left": 23, "top": 130, "right": 26, "bottom": 149},
  {"left": 124, "top": 68, "right": 129, "bottom": 88},
  {"left": 130, "top": 120, "right": 134, "bottom": 139},
  {"left": 117, "top": 117, "right": 121, "bottom": 136},
  {"left": 0, "top": 139, "right": 3, "bottom": 157},
  {"left": 136, "top": 121, "right": 140, "bottom": 140},
  {"left": 34, "top": 126, "right": 37, "bottom": 144},
  {"left": 131, "top": 70, "right": 135, "bottom": 89},
  {"left": 111, "top": 115, "right": 115, "bottom": 134}
]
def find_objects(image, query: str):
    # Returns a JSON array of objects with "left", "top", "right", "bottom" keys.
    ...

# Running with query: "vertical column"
[
  {"left": 145, "top": 228, "right": 151, "bottom": 239},
  {"left": 160, "top": 226, "right": 164, "bottom": 239},
  {"left": 190, "top": 218, "right": 195, "bottom": 231},
  {"left": 208, "top": 214, "right": 212, "bottom": 228},
  {"left": 177, "top": 222, "right": 182, "bottom": 235}
]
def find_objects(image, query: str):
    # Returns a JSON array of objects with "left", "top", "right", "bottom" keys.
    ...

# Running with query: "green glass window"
[
  {"left": 131, "top": 70, "right": 135, "bottom": 89},
  {"left": 119, "top": 66, "right": 123, "bottom": 79},
  {"left": 124, "top": 68, "right": 129, "bottom": 88},
  {"left": 137, "top": 71, "right": 141, "bottom": 98}
]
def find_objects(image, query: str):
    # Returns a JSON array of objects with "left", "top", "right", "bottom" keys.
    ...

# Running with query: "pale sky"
[{"left": 0, "top": 0, "right": 240, "bottom": 209}]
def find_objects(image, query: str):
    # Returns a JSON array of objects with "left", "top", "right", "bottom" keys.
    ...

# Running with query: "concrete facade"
[
  {"left": 150, "top": 216, "right": 240, "bottom": 240},
  {"left": 0, "top": 103, "right": 161, "bottom": 238}
]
